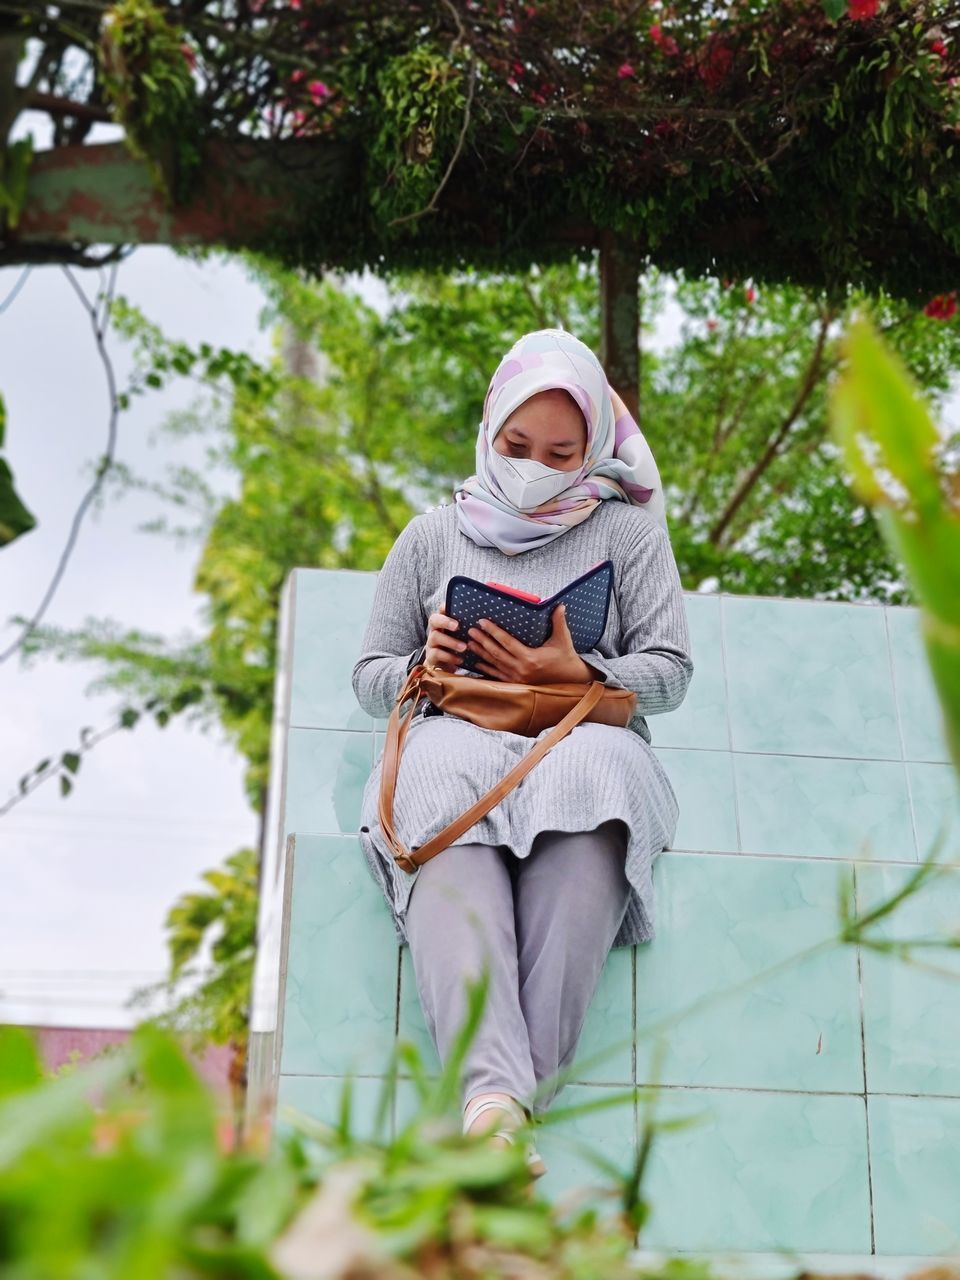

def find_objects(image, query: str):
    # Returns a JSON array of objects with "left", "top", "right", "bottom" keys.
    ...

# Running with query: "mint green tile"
[
  {"left": 869, "top": 1095, "right": 960, "bottom": 1255},
  {"left": 887, "top": 606, "right": 952, "bottom": 763},
  {"left": 280, "top": 835, "right": 400, "bottom": 1076},
  {"left": 535, "top": 1084, "right": 637, "bottom": 1215},
  {"left": 655, "top": 595, "right": 729, "bottom": 751},
  {"left": 907, "top": 763, "right": 960, "bottom": 865},
  {"left": 858, "top": 862, "right": 960, "bottom": 1096},
  {"left": 722, "top": 596, "right": 900, "bottom": 759},
  {"left": 290, "top": 570, "right": 378, "bottom": 730},
  {"left": 642, "top": 1090, "right": 871, "bottom": 1253},
  {"left": 636, "top": 854, "right": 863, "bottom": 1091},
  {"left": 569, "top": 947, "right": 633, "bottom": 1084},
  {"left": 276, "top": 1073, "right": 391, "bottom": 1144},
  {"left": 285, "top": 729, "right": 373, "bottom": 836},
  {"left": 656, "top": 749, "right": 739, "bottom": 852},
  {"left": 397, "top": 946, "right": 440, "bottom": 1076},
  {"left": 735, "top": 754, "right": 915, "bottom": 862}
]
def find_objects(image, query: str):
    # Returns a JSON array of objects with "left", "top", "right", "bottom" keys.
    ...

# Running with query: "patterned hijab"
[{"left": 454, "top": 328, "right": 666, "bottom": 555}]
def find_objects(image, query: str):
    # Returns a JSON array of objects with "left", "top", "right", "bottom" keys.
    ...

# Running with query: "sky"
[{"left": 0, "top": 247, "right": 278, "bottom": 1027}]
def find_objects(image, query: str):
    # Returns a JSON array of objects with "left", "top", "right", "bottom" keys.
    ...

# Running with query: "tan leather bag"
[{"left": 378, "top": 663, "right": 637, "bottom": 873}]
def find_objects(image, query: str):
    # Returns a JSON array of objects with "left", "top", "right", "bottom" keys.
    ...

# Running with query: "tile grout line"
[
  {"left": 662, "top": 846, "right": 959, "bottom": 871},
  {"left": 631, "top": 943, "right": 638, "bottom": 1090},
  {"left": 716, "top": 595, "right": 744, "bottom": 854},
  {"left": 853, "top": 864, "right": 878, "bottom": 1255},
  {"left": 279, "top": 1070, "right": 960, "bottom": 1102},
  {"left": 633, "top": 943, "right": 640, "bottom": 1196},
  {"left": 882, "top": 606, "right": 921, "bottom": 864},
  {"left": 286, "top": 732, "right": 949, "bottom": 769},
  {"left": 393, "top": 945, "right": 403, "bottom": 1141}
]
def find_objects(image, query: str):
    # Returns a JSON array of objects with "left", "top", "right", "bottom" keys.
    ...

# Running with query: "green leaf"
[
  {"left": 119, "top": 707, "right": 140, "bottom": 728},
  {"left": 59, "top": 774, "right": 73, "bottom": 797},
  {"left": 61, "top": 752, "right": 81, "bottom": 774}
]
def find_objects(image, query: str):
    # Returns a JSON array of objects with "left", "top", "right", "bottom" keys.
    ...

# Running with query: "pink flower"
[
  {"left": 308, "top": 79, "right": 330, "bottom": 103},
  {"left": 618, "top": 62, "right": 635, "bottom": 78}
]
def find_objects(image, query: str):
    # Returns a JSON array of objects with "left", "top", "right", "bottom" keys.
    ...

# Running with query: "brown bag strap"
[{"left": 378, "top": 666, "right": 607, "bottom": 873}]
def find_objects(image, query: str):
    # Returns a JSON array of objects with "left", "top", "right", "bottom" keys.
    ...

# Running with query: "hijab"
[{"left": 454, "top": 328, "right": 666, "bottom": 555}]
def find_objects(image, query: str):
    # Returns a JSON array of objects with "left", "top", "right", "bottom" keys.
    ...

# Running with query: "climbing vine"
[
  {"left": 98, "top": 0, "right": 203, "bottom": 203},
  {"left": 6, "top": 0, "right": 960, "bottom": 296}
]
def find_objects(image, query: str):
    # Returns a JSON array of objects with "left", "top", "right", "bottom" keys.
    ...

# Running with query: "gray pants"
[{"left": 404, "top": 819, "right": 632, "bottom": 1116}]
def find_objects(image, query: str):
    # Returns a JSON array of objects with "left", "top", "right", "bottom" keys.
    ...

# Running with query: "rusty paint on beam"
[{"left": 13, "top": 139, "right": 350, "bottom": 248}]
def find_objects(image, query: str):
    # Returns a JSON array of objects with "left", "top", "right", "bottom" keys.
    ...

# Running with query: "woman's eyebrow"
[{"left": 507, "top": 429, "right": 578, "bottom": 447}]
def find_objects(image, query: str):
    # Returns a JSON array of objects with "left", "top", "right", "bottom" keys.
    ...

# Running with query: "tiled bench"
[{"left": 248, "top": 569, "right": 960, "bottom": 1261}]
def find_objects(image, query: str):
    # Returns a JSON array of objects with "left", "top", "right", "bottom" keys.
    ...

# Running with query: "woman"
[{"left": 351, "top": 328, "right": 692, "bottom": 1177}]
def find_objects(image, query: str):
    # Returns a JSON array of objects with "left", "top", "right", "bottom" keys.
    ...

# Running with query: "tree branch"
[{"left": 708, "top": 308, "right": 833, "bottom": 547}]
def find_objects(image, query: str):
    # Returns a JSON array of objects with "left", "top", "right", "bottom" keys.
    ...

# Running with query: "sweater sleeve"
[
  {"left": 351, "top": 516, "right": 429, "bottom": 720},
  {"left": 579, "top": 521, "right": 693, "bottom": 715}
]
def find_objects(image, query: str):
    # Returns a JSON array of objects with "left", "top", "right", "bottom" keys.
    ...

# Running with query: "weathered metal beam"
[{"left": 10, "top": 138, "right": 351, "bottom": 251}]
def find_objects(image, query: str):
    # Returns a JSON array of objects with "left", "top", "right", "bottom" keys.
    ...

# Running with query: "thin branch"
[
  {"left": 708, "top": 308, "right": 832, "bottom": 547},
  {"left": 0, "top": 714, "right": 125, "bottom": 816},
  {"left": 0, "top": 265, "right": 32, "bottom": 313},
  {"left": 0, "top": 259, "right": 123, "bottom": 664},
  {"left": 24, "top": 91, "right": 112, "bottom": 123},
  {"left": 388, "top": 56, "right": 478, "bottom": 229}
]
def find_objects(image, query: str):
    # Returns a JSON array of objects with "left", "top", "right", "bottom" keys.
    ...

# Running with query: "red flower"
[
  {"left": 618, "top": 62, "right": 636, "bottom": 79},
  {"left": 707, "top": 318, "right": 718, "bottom": 332},
  {"left": 923, "top": 291, "right": 958, "bottom": 320},
  {"left": 930, "top": 38, "right": 949, "bottom": 60},
  {"left": 848, "top": 0, "right": 879, "bottom": 19},
  {"left": 180, "top": 42, "right": 197, "bottom": 70},
  {"left": 699, "top": 39, "right": 733, "bottom": 89},
  {"left": 745, "top": 285, "right": 756, "bottom": 304},
  {"left": 649, "top": 23, "right": 679, "bottom": 55}
]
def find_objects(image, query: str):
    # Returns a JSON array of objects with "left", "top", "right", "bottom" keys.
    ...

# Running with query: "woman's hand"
[
  {"left": 424, "top": 604, "right": 469, "bottom": 673},
  {"left": 466, "top": 604, "right": 595, "bottom": 684}
]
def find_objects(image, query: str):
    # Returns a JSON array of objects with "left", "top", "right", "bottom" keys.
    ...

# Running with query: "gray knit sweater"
[
  {"left": 350, "top": 498, "right": 694, "bottom": 948},
  {"left": 351, "top": 499, "right": 693, "bottom": 743}
]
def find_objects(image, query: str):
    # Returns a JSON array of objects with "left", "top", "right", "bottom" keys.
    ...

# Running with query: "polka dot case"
[{"left": 445, "top": 560, "right": 614, "bottom": 674}]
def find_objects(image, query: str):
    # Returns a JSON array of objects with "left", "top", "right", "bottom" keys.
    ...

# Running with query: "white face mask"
[{"left": 489, "top": 451, "right": 580, "bottom": 511}]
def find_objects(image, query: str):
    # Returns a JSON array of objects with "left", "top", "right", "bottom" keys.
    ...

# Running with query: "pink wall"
[{"left": 25, "top": 1025, "right": 235, "bottom": 1098}]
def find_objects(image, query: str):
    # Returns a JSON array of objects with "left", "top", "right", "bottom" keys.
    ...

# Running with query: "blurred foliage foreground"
[{"left": 1, "top": 308, "right": 959, "bottom": 1276}]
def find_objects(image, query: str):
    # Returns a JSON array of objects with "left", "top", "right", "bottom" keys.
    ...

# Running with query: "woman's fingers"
[{"left": 425, "top": 610, "right": 468, "bottom": 670}]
